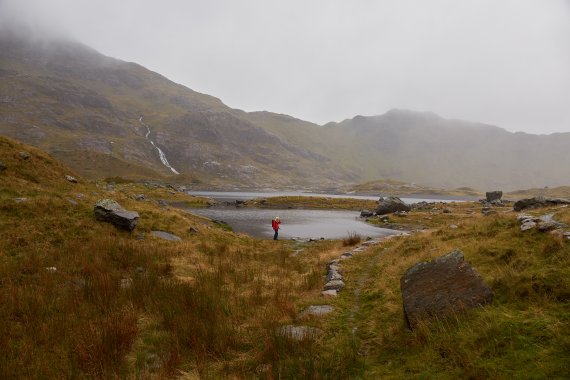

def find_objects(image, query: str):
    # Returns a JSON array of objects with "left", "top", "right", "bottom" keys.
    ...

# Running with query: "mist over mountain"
[{"left": 1, "top": 27, "right": 569, "bottom": 191}]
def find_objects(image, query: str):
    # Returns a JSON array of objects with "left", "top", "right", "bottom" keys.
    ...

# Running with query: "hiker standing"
[{"left": 272, "top": 216, "right": 281, "bottom": 240}]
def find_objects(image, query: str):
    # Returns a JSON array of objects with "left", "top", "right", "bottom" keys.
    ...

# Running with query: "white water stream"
[{"left": 139, "top": 116, "right": 179, "bottom": 174}]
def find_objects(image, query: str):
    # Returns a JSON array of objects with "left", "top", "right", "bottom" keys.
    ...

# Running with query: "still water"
[
  {"left": 183, "top": 191, "right": 433, "bottom": 240},
  {"left": 186, "top": 206, "right": 399, "bottom": 240}
]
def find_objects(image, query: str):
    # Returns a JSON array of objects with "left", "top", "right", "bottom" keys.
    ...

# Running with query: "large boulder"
[
  {"left": 513, "top": 197, "right": 570, "bottom": 211},
  {"left": 400, "top": 250, "right": 493, "bottom": 329},
  {"left": 485, "top": 191, "right": 503, "bottom": 202},
  {"left": 375, "top": 196, "right": 411, "bottom": 215},
  {"left": 94, "top": 199, "right": 139, "bottom": 231}
]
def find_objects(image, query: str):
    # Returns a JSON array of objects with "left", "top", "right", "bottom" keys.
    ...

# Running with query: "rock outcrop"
[
  {"left": 513, "top": 197, "right": 570, "bottom": 211},
  {"left": 486, "top": 191, "right": 503, "bottom": 202},
  {"left": 94, "top": 199, "right": 139, "bottom": 231},
  {"left": 375, "top": 196, "right": 411, "bottom": 215},
  {"left": 400, "top": 250, "right": 493, "bottom": 329}
]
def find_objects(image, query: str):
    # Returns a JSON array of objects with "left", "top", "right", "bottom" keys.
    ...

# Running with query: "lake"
[{"left": 183, "top": 190, "right": 439, "bottom": 240}]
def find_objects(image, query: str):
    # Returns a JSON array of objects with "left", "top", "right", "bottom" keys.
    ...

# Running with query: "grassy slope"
[
  {"left": 350, "top": 178, "right": 482, "bottom": 198},
  {"left": 0, "top": 136, "right": 351, "bottom": 378},
  {"left": 1, "top": 135, "right": 569, "bottom": 378},
  {"left": 321, "top": 201, "right": 570, "bottom": 378}
]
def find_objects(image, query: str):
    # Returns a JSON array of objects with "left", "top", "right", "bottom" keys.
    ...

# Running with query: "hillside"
[
  {"left": 1, "top": 26, "right": 570, "bottom": 191},
  {"left": 322, "top": 109, "right": 570, "bottom": 191},
  {"left": 0, "top": 27, "right": 351, "bottom": 188}
]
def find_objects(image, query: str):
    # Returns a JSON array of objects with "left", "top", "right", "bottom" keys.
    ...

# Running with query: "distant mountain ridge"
[{"left": 1, "top": 27, "right": 569, "bottom": 191}]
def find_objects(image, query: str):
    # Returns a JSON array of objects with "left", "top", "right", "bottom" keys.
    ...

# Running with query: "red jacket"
[{"left": 272, "top": 219, "right": 280, "bottom": 231}]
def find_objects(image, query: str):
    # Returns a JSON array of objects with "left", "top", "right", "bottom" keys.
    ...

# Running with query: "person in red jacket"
[{"left": 272, "top": 216, "right": 281, "bottom": 240}]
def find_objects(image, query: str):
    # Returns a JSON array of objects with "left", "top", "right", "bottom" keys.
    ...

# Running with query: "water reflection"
[{"left": 185, "top": 206, "right": 400, "bottom": 240}]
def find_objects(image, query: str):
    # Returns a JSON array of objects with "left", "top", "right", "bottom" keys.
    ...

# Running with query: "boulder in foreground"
[
  {"left": 94, "top": 199, "right": 139, "bottom": 231},
  {"left": 485, "top": 191, "right": 503, "bottom": 202},
  {"left": 375, "top": 196, "right": 411, "bottom": 215},
  {"left": 400, "top": 250, "right": 493, "bottom": 330}
]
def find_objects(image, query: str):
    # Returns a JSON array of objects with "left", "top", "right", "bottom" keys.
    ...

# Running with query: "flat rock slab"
[
  {"left": 324, "top": 279, "right": 345, "bottom": 291},
  {"left": 94, "top": 199, "right": 139, "bottom": 231},
  {"left": 151, "top": 230, "right": 182, "bottom": 241},
  {"left": 298, "top": 305, "right": 334, "bottom": 320},
  {"left": 277, "top": 325, "right": 323, "bottom": 341},
  {"left": 321, "top": 289, "right": 338, "bottom": 297},
  {"left": 400, "top": 250, "right": 493, "bottom": 330}
]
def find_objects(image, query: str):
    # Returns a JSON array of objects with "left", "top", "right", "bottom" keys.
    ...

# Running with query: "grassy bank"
[{"left": 246, "top": 195, "right": 377, "bottom": 211}]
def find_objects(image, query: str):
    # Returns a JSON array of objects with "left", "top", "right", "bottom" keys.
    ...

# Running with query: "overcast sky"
[{"left": 1, "top": 0, "right": 570, "bottom": 134}]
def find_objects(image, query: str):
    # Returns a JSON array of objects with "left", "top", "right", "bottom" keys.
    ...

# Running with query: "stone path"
[{"left": 279, "top": 233, "right": 407, "bottom": 341}]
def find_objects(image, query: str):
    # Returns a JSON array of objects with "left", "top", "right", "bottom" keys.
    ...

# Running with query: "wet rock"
[
  {"left": 520, "top": 221, "right": 537, "bottom": 232},
  {"left": 94, "top": 199, "right": 139, "bottom": 231},
  {"left": 375, "top": 196, "right": 411, "bottom": 215},
  {"left": 486, "top": 191, "right": 503, "bottom": 202},
  {"left": 513, "top": 197, "right": 570, "bottom": 211},
  {"left": 277, "top": 325, "right": 323, "bottom": 341},
  {"left": 65, "top": 175, "right": 78, "bottom": 183},
  {"left": 18, "top": 151, "right": 30, "bottom": 160},
  {"left": 400, "top": 250, "right": 493, "bottom": 330},
  {"left": 323, "top": 279, "right": 345, "bottom": 291},
  {"left": 151, "top": 231, "right": 182, "bottom": 241},
  {"left": 298, "top": 305, "right": 334, "bottom": 320},
  {"left": 360, "top": 209, "right": 374, "bottom": 217}
]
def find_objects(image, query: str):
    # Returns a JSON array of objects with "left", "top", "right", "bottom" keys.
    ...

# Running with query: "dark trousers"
[{"left": 273, "top": 230, "right": 278, "bottom": 240}]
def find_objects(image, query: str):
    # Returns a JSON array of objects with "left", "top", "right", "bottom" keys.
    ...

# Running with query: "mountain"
[
  {"left": 0, "top": 26, "right": 353, "bottom": 188},
  {"left": 322, "top": 109, "right": 570, "bottom": 190},
  {"left": 1, "top": 26, "right": 570, "bottom": 191}
]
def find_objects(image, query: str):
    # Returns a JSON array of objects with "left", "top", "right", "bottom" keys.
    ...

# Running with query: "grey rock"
[
  {"left": 514, "top": 196, "right": 570, "bottom": 211},
  {"left": 94, "top": 199, "right": 139, "bottom": 231},
  {"left": 394, "top": 210, "right": 408, "bottom": 217},
  {"left": 298, "top": 305, "right": 334, "bottom": 320},
  {"left": 277, "top": 325, "right": 323, "bottom": 341},
  {"left": 517, "top": 214, "right": 535, "bottom": 222},
  {"left": 375, "top": 196, "right": 411, "bottom": 215},
  {"left": 443, "top": 207, "right": 452, "bottom": 214},
  {"left": 324, "top": 279, "right": 345, "bottom": 291},
  {"left": 151, "top": 230, "right": 182, "bottom": 241},
  {"left": 65, "top": 175, "right": 78, "bottom": 183},
  {"left": 326, "top": 270, "right": 343, "bottom": 282},
  {"left": 188, "top": 226, "right": 199, "bottom": 233},
  {"left": 340, "top": 252, "right": 353, "bottom": 259},
  {"left": 18, "top": 151, "right": 30, "bottom": 160},
  {"left": 401, "top": 250, "right": 493, "bottom": 330},
  {"left": 157, "top": 199, "right": 168, "bottom": 208},
  {"left": 486, "top": 191, "right": 503, "bottom": 202},
  {"left": 67, "top": 198, "right": 78, "bottom": 205},
  {"left": 449, "top": 224, "right": 458, "bottom": 229},
  {"left": 321, "top": 289, "right": 338, "bottom": 297},
  {"left": 360, "top": 209, "right": 374, "bottom": 217},
  {"left": 134, "top": 194, "right": 146, "bottom": 201},
  {"left": 520, "top": 221, "right": 537, "bottom": 232},
  {"left": 14, "top": 197, "right": 27, "bottom": 203}
]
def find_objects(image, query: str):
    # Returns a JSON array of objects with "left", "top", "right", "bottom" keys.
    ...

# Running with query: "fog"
[{"left": 1, "top": 0, "right": 569, "bottom": 134}]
